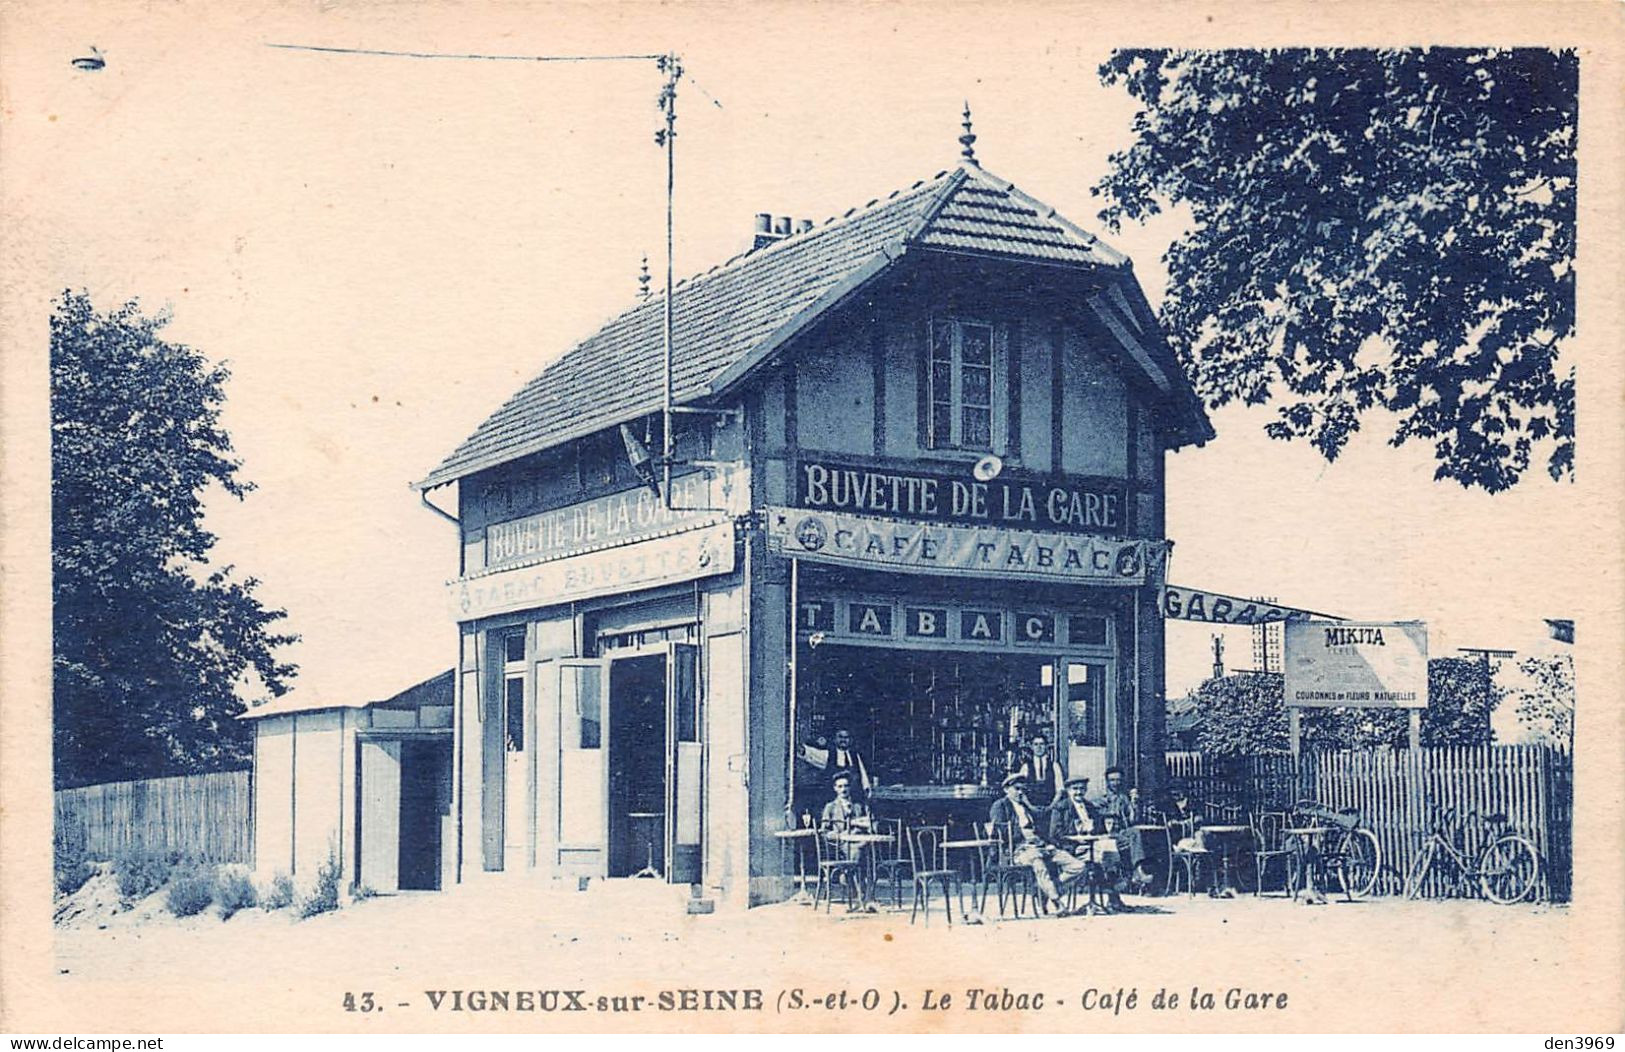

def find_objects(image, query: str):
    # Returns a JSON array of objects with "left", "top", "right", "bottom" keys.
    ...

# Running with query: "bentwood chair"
[
  {"left": 1169, "top": 816, "right": 1209, "bottom": 897},
  {"left": 908, "top": 825, "right": 961, "bottom": 926},
  {"left": 811, "top": 827, "right": 863, "bottom": 913},
  {"left": 1251, "top": 810, "right": 1297, "bottom": 897},
  {"left": 981, "top": 822, "right": 1038, "bottom": 919},
  {"left": 870, "top": 816, "right": 913, "bottom": 910}
]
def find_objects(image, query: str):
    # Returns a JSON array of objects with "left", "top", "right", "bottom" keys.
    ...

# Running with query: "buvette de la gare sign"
[{"left": 796, "top": 459, "right": 1129, "bottom": 535}]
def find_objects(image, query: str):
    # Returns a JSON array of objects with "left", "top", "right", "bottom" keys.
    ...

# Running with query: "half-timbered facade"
[{"left": 418, "top": 153, "right": 1212, "bottom": 907}]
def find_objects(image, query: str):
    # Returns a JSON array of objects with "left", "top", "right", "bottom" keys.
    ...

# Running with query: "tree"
[
  {"left": 1179, "top": 658, "right": 1498, "bottom": 757},
  {"left": 1096, "top": 48, "right": 1575, "bottom": 492},
  {"left": 1507, "top": 653, "right": 1573, "bottom": 748},
  {"left": 52, "top": 291, "right": 297, "bottom": 787}
]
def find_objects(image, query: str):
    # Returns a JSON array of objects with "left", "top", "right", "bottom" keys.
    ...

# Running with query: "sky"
[{"left": 5, "top": 3, "right": 1598, "bottom": 709}]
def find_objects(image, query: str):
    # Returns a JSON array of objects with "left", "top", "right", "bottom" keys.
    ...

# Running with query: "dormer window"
[{"left": 926, "top": 318, "right": 1002, "bottom": 452}]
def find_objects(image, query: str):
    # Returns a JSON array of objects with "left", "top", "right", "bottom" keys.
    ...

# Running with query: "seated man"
[
  {"left": 1048, "top": 776, "right": 1127, "bottom": 910},
  {"left": 988, "top": 771, "right": 1087, "bottom": 915},
  {"left": 819, "top": 769, "right": 876, "bottom": 911},
  {"left": 1090, "top": 766, "right": 1155, "bottom": 890},
  {"left": 1157, "top": 781, "right": 1204, "bottom": 826}
]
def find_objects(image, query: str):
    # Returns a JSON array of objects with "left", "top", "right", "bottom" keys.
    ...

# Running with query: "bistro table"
[
  {"left": 1197, "top": 825, "right": 1252, "bottom": 897},
  {"left": 627, "top": 811, "right": 665, "bottom": 878},
  {"left": 773, "top": 827, "right": 820, "bottom": 903},
  {"left": 827, "top": 830, "right": 895, "bottom": 912},
  {"left": 941, "top": 834, "right": 996, "bottom": 917},
  {"left": 1064, "top": 834, "right": 1121, "bottom": 915},
  {"left": 1283, "top": 826, "right": 1333, "bottom": 903}
]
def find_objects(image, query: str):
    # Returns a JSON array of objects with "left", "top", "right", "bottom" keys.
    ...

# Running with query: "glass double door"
[{"left": 551, "top": 642, "right": 700, "bottom": 883}]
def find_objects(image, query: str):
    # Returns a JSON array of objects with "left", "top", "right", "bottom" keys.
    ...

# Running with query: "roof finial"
[
  {"left": 637, "top": 254, "right": 651, "bottom": 299},
  {"left": 959, "top": 101, "right": 978, "bottom": 163}
]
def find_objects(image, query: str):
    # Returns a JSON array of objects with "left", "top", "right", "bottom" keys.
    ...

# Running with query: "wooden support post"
[
  {"left": 1289, "top": 708, "right": 1302, "bottom": 760},
  {"left": 1407, "top": 709, "right": 1422, "bottom": 750}
]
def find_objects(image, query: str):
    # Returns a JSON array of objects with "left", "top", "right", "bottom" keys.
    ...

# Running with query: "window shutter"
[
  {"left": 916, "top": 318, "right": 932, "bottom": 449},
  {"left": 1003, "top": 320, "right": 1022, "bottom": 457}
]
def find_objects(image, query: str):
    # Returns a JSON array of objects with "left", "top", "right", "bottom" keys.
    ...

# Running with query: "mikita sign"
[
  {"left": 1283, "top": 620, "right": 1428, "bottom": 709},
  {"left": 796, "top": 459, "right": 1129, "bottom": 535}
]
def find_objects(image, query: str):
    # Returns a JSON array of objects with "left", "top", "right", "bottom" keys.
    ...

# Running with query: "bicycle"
[
  {"left": 1288, "top": 800, "right": 1383, "bottom": 901},
  {"left": 1404, "top": 806, "right": 1541, "bottom": 904}
]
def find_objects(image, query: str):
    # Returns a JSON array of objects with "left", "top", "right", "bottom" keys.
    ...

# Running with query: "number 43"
[{"left": 343, "top": 992, "right": 377, "bottom": 1013}]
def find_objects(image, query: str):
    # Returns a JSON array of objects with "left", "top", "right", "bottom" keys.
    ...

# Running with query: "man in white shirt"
[{"left": 989, "top": 772, "right": 1087, "bottom": 914}]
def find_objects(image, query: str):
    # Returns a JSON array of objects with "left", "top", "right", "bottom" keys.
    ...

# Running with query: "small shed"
[{"left": 242, "top": 670, "right": 454, "bottom": 893}]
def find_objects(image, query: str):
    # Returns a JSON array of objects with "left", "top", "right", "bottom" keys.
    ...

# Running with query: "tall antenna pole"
[{"left": 656, "top": 53, "right": 682, "bottom": 510}]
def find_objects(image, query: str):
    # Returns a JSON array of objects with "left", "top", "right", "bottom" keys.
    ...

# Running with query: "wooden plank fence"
[
  {"left": 55, "top": 769, "right": 253, "bottom": 864},
  {"left": 1165, "top": 745, "right": 1572, "bottom": 902}
]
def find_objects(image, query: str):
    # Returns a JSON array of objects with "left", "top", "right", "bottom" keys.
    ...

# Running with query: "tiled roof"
[{"left": 419, "top": 162, "right": 1185, "bottom": 490}]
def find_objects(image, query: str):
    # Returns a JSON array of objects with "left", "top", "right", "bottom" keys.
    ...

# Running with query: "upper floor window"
[{"left": 927, "top": 318, "right": 1001, "bottom": 452}]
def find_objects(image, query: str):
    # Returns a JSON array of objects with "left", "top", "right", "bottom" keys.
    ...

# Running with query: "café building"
[{"left": 416, "top": 146, "right": 1213, "bottom": 907}]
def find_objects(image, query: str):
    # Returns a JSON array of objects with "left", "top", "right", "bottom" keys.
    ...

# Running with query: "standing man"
[
  {"left": 1092, "top": 765, "right": 1155, "bottom": 888},
  {"left": 1016, "top": 732, "right": 1065, "bottom": 808},
  {"left": 989, "top": 772, "right": 1087, "bottom": 914},
  {"left": 799, "top": 727, "right": 871, "bottom": 798}
]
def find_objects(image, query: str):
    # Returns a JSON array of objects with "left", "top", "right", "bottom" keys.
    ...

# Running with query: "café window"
[
  {"left": 504, "top": 675, "right": 525, "bottom": 751},
  {"left": 1063, "top": 661, "right": 1108, "bottom": 748},
  {"left": 800, "top": 646, "right": 1055, "bottom": 786},
  {"left": 501, "top": 629, "right": 526, "bottom": 752},
  {"left": 927, "top": 318, "right": 1002, "bottom": 452}
]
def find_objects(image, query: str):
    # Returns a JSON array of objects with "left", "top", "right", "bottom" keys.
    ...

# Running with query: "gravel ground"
[{"left": 45, "top": 879, "right": 1606, "bottom": 1033}]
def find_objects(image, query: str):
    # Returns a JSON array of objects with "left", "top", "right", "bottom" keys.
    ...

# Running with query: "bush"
[
  {"left": 260, "top": 872, "right": 294, "bottom": 911},
  {"left": 165, "top": 864, "right": 215, "bottom": 917},
  {"left": 53, "top": 821, "right": 95, "bottom": 896},
  {"left": 215, "top": 869, "right": 258, "bottom": 919},
  {"left": 296, "top": 849, "right": 341, "bottom": 919},
  {"left": 115, "top": 853, "right": 175, "bottom": 903},
  {"left": 350, "top": 883, "right": 378, "bottom": 902}
]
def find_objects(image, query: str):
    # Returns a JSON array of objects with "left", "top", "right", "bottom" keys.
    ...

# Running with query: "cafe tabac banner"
[{"left": 765, "top": 506, "right": 1164, "bottom": 585}]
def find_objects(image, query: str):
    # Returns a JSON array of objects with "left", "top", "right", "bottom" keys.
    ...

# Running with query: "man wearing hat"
[
  {"left": 989, "top": 771, "right": 1087, "bottom": 913},
  {"left": 1048, "top": 776, "right": 1128, "bottom": 910}
]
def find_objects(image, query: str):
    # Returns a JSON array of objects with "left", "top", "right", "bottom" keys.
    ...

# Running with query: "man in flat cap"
[
  {"left": 1049, "top": 775, "right": 1128, "bottom": 910},
  {"left": 989, "top": 771, "right": 1087, "bottom": 914}
]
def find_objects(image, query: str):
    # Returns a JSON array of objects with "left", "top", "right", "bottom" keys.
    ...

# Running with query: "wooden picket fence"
[
  {"left": 1165, "top": 745, "right": 1572, "bottom": 902},
  {"left": 55, "top": 769, "right": 253, "bottom": 864}
]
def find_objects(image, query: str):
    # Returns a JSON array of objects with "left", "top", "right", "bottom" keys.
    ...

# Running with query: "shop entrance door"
[
  {"left": 607, "top": 655, "right": 666, "bottom": 877},
  {"left": 553, "top": 644, "right": 701, "bottom": 883}
]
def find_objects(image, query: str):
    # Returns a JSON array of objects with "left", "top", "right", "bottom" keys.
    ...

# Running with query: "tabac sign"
[
  {"left": 796, "top": 459, "right": 1128, "bottom": 536},
  {"left": 765, "top": 507, "right": 1163, "bottom": 585},
  {"left": 1284, "top": 621, "right": 1428, "bottom": 709},
  {"left": 449, "top": 522, "right": 735, "bottom": 621}
]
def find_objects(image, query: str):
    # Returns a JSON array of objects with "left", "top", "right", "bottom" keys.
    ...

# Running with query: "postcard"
[{"left": 2, "top": 0, "right": 1621, "bottom": 1036}]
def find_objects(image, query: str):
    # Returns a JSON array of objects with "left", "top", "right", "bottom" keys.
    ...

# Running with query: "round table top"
[
  {"left": 1132, "top": 823, "right": 1167, "bottom": 831},
  {"left": 1284, "top": 826, "right": 1332, "bottom": 836},
  {"left": 627, "top": 811, "right": 664, "bottom": 820},
  {"left": 773, "top": 827, "right": 819, "bottom": 839},
  {"left": 1066, "top": 834, "right": 1118, "bottom": 844},
  {"left": 1202, "top": 824, "right": 1251, "bottom": 834},
  {"left": 941, "top": 838, "right": 995, "bottom": 849},
  {"left": 829, "top": 831, "right": 894, "bottom": 844}
]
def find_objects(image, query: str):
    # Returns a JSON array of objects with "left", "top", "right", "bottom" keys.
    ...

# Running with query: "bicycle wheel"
[
  {"left": 1336, "top": 828, "right": 1382, "bottom": 899},
  {"left": 1404, "top": 840, "right": 1435, "bottom": 900},
  {"left": 1478, "top": 835, "right": 1539, "bottom": 904}
]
